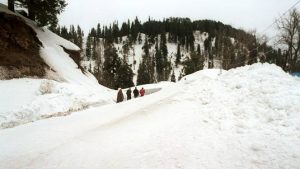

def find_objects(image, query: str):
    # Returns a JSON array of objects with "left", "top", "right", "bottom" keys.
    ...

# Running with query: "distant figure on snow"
[
  {"left": 126, "top": 88, "right": 132, "bottom": 100},
  {"left": 140, "top": 87, "right": 145, "bottom": 97},
  {"left": 133, "top": 87, "right": 139, "bottom": 98},
  {"left": 117, "top": 88, "right": 124, "bottom": 103}
]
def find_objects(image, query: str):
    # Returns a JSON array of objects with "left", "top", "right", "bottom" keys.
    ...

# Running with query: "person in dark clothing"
[
  {"left": 117, "top": 88, "right": 124, "bottom": 103},
  {"left": 133, "top": 87, "right": 139, "bottom": 98},
  {"left": 126, "top": 88, "right": 132, "bottom": 100},
  {"left": 140, "top": 87, "right": 145, "bottom": 97}
]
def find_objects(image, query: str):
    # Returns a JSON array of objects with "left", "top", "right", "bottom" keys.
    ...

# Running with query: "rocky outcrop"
[{"left": 0, "top": 12, "right": 47, "bottom": 79}]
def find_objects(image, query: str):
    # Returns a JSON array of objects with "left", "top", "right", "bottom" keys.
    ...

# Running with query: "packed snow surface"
[{"left": 0, "top": 63, "right": 300, "bottom": 169}]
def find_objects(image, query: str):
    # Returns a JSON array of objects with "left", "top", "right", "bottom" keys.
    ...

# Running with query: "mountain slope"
[
  {"left": 79, "top": 18, "right": 272, "bottom": 87},
  {"left": 82, "top": 31, "right": 211, "bottom": 84},
  {"left": 0, "top": 63, "right": 299, "bottom": 169}
]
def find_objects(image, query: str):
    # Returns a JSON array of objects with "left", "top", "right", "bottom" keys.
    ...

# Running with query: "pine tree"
[
  {"left": 105, "top": 25, "right": 113, "bottom": 44},
  {"left": 60, "top": 26, "right": 68, "bottom": 39},
  {"left": 160, "top": 33, "right": 168, "bottom": 57},
  {"left": 115, "top": 60, "right": 134, "bottom": 89},
  {"left": 122, "top": 39, "right": 130, "bottom": 62},
  {"left": 103, "top": 44, "right": 121, "bottom": 89},
  {"left": 13, "top": 0, "right": 67, "bottom": 28},
  {"left": 86, "top": 34, "right": 92, "bottom": 60},
  {"left": 155, "top": 41, "right": 163, "bottom": 77},
  {"left": 204, "top": 36, "right": 213, "bottom": 68},
  {"left": 176, "top": 43, "right": 181, "bottom": 65},
  {"left": 90, "top": 28, "right": 97, "bottom": 37},
  {"left": 189, "top": 35, "right": 195, "bottom": 52},
  {"left": 69, "top": 25, "right": 77, "bottom": 44},
  {"left": 92, "top": 36, "right": 97, "bottom": 60},
  {"left": 248, "top": 40, "right": 258, "bottom": 65},
  {"left": 159, "top": 32, "right": 171, "bottom": 81},
  {"left": 130, "top": 17, "right": 141, "bottom": 42},
  {"left": 171, "top": 71, "right": 176, "bottom": 82},
  {"left": 77, "top": 25, "right": 83, "bottom": 49},
  {"left": 137, "top": 37, "right": 154, "bottom": 85},
  {"left": 121, "top": 22, "right": 130, "bottom": 37},
  {"left": 50, "top": 25, "right": 61, "bottom": 35},
  {"left": 136, "top": 56, "right": 155, "bottom": 85},
  {"left": 112, "top": 22, "right": 120, "bottom": 43},
  {"left": 222, "top": 37, "right": 235, "bottom": 70},
  {"left": 183, "top": 52, "right": 204, "bottom": 75},
  {"left": 142, "top": 37, "right": 150, "bottom": 56},
  {"left": 96, "top": 23, "right": 101, "bottom": 39},
  {"left": 137, "top": 60, "right": 151, "bottom": 85}
]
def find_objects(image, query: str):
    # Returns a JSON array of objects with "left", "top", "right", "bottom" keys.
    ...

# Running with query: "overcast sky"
[{"left": 1, "top": 0, "right": 299, "bottom": 38}]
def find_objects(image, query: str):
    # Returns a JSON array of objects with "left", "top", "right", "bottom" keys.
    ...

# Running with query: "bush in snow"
[{"left": 39, "top": 80, "right": 54, "bottom": 94}]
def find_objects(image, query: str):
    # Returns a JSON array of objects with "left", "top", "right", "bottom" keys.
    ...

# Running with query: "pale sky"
[{"left": 1, "top": 0, "right": 299, "bottom": 38}]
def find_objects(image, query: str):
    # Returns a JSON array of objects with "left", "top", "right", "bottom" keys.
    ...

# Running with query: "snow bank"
[
  {"left": 182, "top": 63, "right": 300, "bottom": 127},
  {"left": 0, "top": 78, "right": 114, "bottom": 129}
]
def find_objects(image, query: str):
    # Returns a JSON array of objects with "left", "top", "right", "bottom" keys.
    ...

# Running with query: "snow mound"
[
  {"left": 0, "top": 78, "right": 114, "bottom": 129},
  {"left": 181, "top": 63, "right": 300, "bottom": 127}
]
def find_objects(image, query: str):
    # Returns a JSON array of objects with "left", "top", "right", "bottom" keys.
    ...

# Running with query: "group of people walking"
[{"left": 117, "top": 87, "right": 145, "bottom": 103}]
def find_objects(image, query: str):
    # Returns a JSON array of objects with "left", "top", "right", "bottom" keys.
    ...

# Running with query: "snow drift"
[
  {"left": 0, "top": 63, "right": 299, "bottom": 169},
  {"left": 0, "top": 78, "right": 114, "bottom": 129}
]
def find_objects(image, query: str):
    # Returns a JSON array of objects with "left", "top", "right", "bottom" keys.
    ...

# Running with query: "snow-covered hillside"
[
  {"left": 81, "top": 31, "right": 217, "bottom": 84},
  {"left": 0, "top": 63, "right": 299, "bottom": 169},
  {"left": 0, "top": 5, "right": 115, "bottom": 128}
]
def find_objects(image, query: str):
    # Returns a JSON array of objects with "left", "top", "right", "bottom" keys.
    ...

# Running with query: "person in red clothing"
[{"left": 139, "top": 87, "right": 145, "bottom": 97}]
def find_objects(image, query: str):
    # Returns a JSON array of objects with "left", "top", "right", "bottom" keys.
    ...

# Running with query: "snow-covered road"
[
  {"left": 0, "top": 64, "right": 300, "bottom": 169},
  {"left": 0, "top": 81, "right": 181, "bottom": 169}
]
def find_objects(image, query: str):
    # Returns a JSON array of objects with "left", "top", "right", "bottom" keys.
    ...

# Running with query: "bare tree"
[{"left": 277, "top": 8, "right": 300, "bottom": 72}]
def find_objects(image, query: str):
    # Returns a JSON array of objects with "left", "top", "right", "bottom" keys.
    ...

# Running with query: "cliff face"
[{"left": 0, "top": 12, "right": 47, "bottom": 79}]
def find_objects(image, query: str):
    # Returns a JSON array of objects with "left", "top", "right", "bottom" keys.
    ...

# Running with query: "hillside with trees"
[
  {"left": 2, "top": 0, "right": 296, "bottom": 89},
  {"left": 54, "top": 17, "right": 282, "bottom": 89},
  {"left": 7, "top": 0, "right": 285, "bottom": 89}
]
